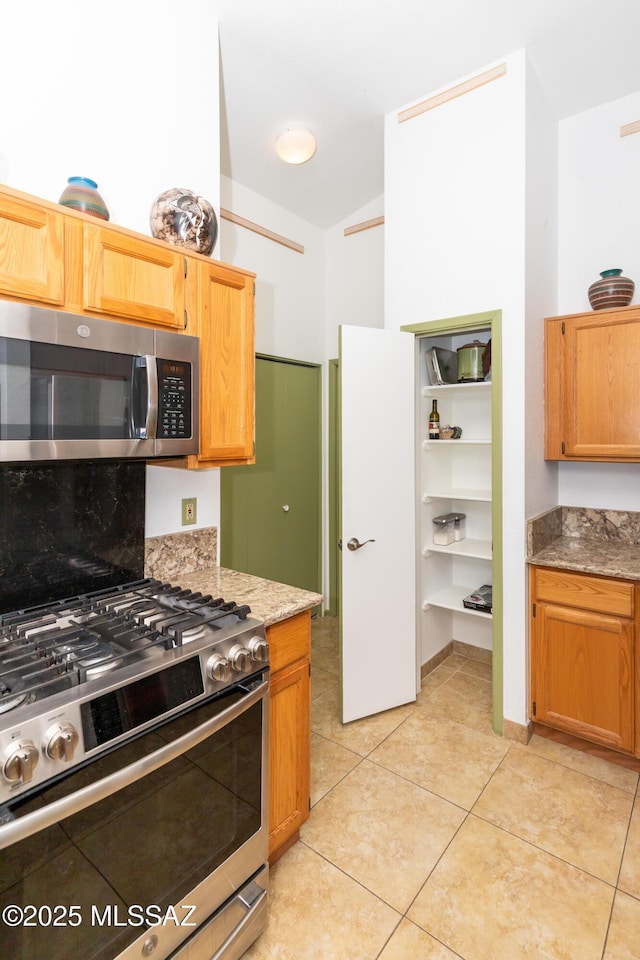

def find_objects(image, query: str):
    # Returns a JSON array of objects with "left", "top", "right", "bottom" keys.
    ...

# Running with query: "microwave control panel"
[{"left": 157, "top": 359, "right": 192, "bottom": 439}]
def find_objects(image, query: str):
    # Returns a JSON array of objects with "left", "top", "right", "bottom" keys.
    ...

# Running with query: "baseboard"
[
  {"left": 420, "top": 642, "right": 454, "bottom": 680},
  {"left": 503, "top": 718, "right": 532, "bottom": 744},
  {"left": 452, "top": 640, "right": 492, "bottom": 664},
  {"left": 421, "top": 641, "right": 493, "bottom": 680}
]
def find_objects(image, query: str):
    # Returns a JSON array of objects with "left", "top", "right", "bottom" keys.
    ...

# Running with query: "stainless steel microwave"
[{"left": 0, "top": 301, "right": 199, "bottom": 461}]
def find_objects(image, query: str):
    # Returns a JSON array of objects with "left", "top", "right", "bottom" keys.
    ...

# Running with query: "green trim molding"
[{"left": 402, "top": 310, "right": 503, "bottom": 737}]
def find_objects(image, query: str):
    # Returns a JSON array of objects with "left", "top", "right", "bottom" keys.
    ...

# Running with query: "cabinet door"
[
  {"left": 546, "top": 308, "right": 640, "bottom": 460},
  {"left": 192, "top": 261, "right": 255, "bottom": 465},
  {"left": 532, "top": 597, "right": 634, "bottom": 752},
  {"left": 268, "top": 658, "right": 310, "bottom": 861},
  {"left": 83, "top": 224, "right": 188, "bottom": 328},
  {"left": 0, "top": 194, "right": 65, "bottom": 305}
]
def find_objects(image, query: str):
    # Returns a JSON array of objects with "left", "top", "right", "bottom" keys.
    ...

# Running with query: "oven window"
[
  {"left": 0, "top": 685, "right": 264, "bottom": 960},
  {"left": 0, "top": 338, "right": 144, "bottom": 441}
]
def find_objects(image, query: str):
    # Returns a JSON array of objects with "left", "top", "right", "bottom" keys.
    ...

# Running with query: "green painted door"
[{"left": 220, "top": 356, "right": 321, "bottom": 594}]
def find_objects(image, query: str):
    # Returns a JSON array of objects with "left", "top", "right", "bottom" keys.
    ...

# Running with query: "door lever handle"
[{"left": 346, "top": 537, "right": 376, "bottom": 551}]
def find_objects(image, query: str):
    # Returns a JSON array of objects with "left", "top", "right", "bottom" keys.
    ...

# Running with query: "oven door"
[{"left": 0, "top": 671, "right": 269, "bottom": 960}]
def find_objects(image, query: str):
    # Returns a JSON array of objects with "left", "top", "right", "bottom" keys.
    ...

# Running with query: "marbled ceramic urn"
[{"left": 150, "top": 188, "right": 218, "bottom": 256}]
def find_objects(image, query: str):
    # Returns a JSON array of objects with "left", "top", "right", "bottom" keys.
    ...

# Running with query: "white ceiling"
[{"left": 214, "top": 0, "right": 640, "bottom": 229}]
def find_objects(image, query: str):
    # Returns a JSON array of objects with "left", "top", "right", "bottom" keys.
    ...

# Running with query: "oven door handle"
[
  {"left": 210, "top": 882, "right": 268, "bottom": 960},
  {"left": 0, "top": 678, "right": 268, "bottom": 851}
]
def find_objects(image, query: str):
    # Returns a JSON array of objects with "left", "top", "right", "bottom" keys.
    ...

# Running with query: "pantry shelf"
[
  {"left": 422, "top": 586, "right": 492, "bottom": 619},
  {"left": 422, "top": 438, "right": 491, "bottom": 449},
  {"left": 423, "top": 538, "right": 492, "bottom": 561},
  {"left": 423, "top": 489, "right": 491, "bottom": 503},
  {"left": 422, "top": 382, "right": 491, "bottom": 398}
]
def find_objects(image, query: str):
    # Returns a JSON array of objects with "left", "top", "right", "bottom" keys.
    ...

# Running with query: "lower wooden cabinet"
[
  {"left": 266, "top": 611, "right": 311, "bottom": 863},
  {"left": 529, "top": 566, "right": 636, "bottom": 754}
]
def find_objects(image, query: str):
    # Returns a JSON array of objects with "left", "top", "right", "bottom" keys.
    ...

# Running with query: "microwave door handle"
[
  {"left": 131, "top": 356, "right": 158, "bottom": 439},
  {"left": 144, "top": 355, "right": 158, "bottom": 439}
]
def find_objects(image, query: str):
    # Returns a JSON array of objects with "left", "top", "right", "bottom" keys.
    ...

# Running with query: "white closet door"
[{"left": 340, "top": 324, "right": 416, "bottom": 722}]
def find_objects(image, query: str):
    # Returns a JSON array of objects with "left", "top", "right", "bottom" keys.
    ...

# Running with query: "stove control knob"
[
  {"left": 248, "top": 636, "right": 269, "bottom": 662},
  {"left": 3, "top": 740, "right": 39, "bottom": 785},
  {"left": 228, "top": 644, "right": 250, "bottom": 672},
  {"left": 45, "top": 723, "right": 79, "bottom": 763},
  {"left": 206, "top": 654, "right": 230, "bottom": 682}
]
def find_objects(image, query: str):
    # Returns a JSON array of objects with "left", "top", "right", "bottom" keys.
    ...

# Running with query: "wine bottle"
[{"left": 429, "top": 399, "right": 440, "bottom": 439}]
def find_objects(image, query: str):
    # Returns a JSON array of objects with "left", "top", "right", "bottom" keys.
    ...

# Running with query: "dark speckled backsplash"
[{"left": 0, "top": 461, "right": 145, "bottom": 613}]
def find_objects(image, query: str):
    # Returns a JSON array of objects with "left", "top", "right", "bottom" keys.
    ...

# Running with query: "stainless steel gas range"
[{"left": 0, "top": 578, "right": 270, "bottom": 960}]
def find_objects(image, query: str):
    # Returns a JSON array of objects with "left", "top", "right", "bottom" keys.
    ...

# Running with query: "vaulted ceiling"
[{"left": 214, "top": 0, "right": 640, "bottom": 229}]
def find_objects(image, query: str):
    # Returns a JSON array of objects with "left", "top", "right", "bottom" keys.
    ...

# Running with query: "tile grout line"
[
  {"left": 600, "top": 776, "right": 640, "bottom": 958},
  {"left": 308, "top": 630, "right": 639, "bottom": 958}
]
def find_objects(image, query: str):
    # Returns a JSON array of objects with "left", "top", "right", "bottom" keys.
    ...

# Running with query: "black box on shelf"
[{"left": 463, "top": 584, "right": 492, "bottom": 613}]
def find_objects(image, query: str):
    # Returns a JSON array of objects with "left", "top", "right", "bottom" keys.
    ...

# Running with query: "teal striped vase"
[{"left": 59, "top": 176, "right": 109, "bottom": 221}]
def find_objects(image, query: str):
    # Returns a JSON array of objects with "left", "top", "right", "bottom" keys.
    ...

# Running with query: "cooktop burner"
[{"left": 0, "top": 579, "right": 254, "bottom": 714}]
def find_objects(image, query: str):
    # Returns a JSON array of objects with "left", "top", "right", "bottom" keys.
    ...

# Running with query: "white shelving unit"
[
  {"left": 422, "top": 590, "right": 492, "bottom": 619},
  {"left": 418, "top": 335, "right": 493, "bottom": 663}
]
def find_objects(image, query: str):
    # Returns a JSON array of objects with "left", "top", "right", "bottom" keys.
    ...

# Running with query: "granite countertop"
[
  {"left": 177, "top": 566, "right": 323, "bottom": 627},
  {"left": 527, "top": 506, "right": 640, "bottom": 581}
]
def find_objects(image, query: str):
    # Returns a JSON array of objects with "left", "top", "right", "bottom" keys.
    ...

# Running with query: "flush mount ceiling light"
[{"left": 275, "top": 126, "right": 317, "bottom": 165}]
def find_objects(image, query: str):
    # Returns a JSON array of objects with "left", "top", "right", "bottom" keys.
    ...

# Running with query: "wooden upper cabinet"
[
  {"left": 0, "top": 185, "right": 257, "bottom": 471},
  {"left": 0, "top": 193, "right": 65, "bottom": 305},
  {"left": 545, "top": 306, "right": 640, "bottom": 461},
  {"left": 82, "top": 224, "right": 191, "bottom": 329},
  {"left": 190, "top": 260, "right": 255, "bottom": 466}
]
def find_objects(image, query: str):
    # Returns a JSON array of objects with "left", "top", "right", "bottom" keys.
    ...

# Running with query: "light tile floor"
[{"left": 245, "top": 617, "right": 640, "bottom": 960}]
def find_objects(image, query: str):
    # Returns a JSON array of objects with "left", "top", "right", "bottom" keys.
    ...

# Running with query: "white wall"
[
  {"left": 0, "top": 0, "right": 220, "bottom": 240},
  {"left": 384, "top": 53, "right": 526, "bottom": 327},
  {"left": 324, "top": 197, "right": 385, "bottom": 359},
  {"left": 385, "top": 51, "right": 531, "bottom": 725},
  {"left": 0, "top": 0, "right": 222, "bottom": 539},
  {"left": 524, "top": 57, "right": 559, "bottom": 521},
  {"left": 220, "top": 176, "right": 326, "bottom": 363},
  {"left": 557, "top": 90, "right": 640, "bottom": 510}
]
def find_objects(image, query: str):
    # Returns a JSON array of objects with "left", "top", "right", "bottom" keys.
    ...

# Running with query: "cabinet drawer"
[
  {"left": 534, "top": 568, "right": 634, "bottom": 617},
  {"left": 267, "top": 611, "right": 311, "bottom": 675}
]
